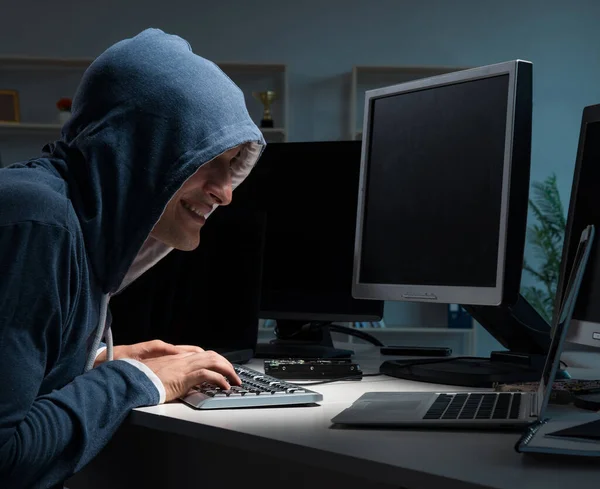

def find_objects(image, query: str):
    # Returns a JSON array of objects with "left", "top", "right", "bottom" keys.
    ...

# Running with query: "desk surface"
[{"left": 131, "top": 346, "right": 600, "bottom": 489}]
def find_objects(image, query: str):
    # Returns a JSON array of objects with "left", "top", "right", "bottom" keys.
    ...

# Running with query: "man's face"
[{"left": 150, "top": 146, "right": 241, "bottom": 251}]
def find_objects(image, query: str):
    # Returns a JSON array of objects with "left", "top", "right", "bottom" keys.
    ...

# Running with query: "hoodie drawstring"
[
  {"left": 105, "top": 326, "right": 114, "bottom": 361},
  {"left": 84, "top": 294, "right": 111, "bottom": 371}
]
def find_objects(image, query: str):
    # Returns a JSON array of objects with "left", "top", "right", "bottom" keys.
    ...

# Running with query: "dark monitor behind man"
[{"left": 229, "top": 140, "right": 385, "bottom": 359}]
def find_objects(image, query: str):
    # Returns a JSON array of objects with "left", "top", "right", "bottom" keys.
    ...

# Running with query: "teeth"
[{"left": 182, "top": 201, "right": 204, "bottom": 218}]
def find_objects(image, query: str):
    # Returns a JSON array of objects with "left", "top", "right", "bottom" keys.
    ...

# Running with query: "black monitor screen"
[
  {"left": 230, "top": 141, "right": 384, "bottom": 321},
  {"left": 558, "top": 119, "right": 600, "bottom": 323},
  {"left": 360, "top": 74, "right": 509, "bottom": 287}
]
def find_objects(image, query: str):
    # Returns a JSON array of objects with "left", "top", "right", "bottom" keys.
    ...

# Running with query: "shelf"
[
  {"left": 0, "top": 122, "right": 62, "bottom": 133},
  {"left": 0, "top": 57, "right": 288, "bottom": 141},
  {"left": 218, "top": 62, "right": 286, "bottom": 73},
  {"left": 0, "top": 56, "right": 92, "bottom": 70}
]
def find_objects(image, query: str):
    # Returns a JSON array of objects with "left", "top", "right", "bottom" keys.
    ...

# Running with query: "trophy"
[{"left": 252, "top": 90, "right": 277, "bottom": 128}]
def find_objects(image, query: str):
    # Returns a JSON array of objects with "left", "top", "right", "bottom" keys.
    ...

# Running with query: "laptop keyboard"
[{"left": 423, "top": 392, "right": 522, "bottom": 420}]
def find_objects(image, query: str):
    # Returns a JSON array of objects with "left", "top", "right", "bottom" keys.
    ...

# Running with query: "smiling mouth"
[{"left": 181, "top": 200, "right": 207, "bottom": 223}]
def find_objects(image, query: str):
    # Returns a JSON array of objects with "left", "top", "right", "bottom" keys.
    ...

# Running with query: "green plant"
[{"left": 521, "top": 173, "right": 566, "bottom": 323}]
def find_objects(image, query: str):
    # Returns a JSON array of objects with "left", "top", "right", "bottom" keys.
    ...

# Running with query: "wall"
[
  {"left": 1, "top": 1, "right": 598, "bottom": 182},
  {"left": 1, "top": 0, "right": 599, "bottom": 343}
]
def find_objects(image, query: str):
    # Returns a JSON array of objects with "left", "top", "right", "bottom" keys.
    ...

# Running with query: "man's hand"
[
  {"left": 141, "top": 350, "right": 242, "bottom": 402},
  {"left": 94, "top": 339, "right": 203, "bottom": 368}
]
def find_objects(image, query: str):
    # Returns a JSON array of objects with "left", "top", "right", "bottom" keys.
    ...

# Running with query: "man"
[{"left": 0, "top": 28, "right": 265, "bottom": 488}]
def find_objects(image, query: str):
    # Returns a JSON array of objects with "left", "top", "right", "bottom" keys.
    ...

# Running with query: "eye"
[{"left": 229, "top": 151, "right": 241, "bottom": 172}]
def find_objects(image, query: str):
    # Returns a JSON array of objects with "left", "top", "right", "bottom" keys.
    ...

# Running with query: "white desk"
[{"left": 68, "top": 347, "right": 600, "bottom": 489}]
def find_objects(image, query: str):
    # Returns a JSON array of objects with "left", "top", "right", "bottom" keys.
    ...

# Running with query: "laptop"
[{"left": 331, "top": 225, "right": 595, "bottom": 429}]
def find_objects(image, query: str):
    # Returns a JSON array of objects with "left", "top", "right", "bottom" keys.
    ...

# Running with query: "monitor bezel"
[{"left": 352, "top": 60, "right": 531, "bottom": 306}]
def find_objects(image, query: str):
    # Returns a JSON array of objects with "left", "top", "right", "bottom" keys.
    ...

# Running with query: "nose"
[{"left": 208, "top": 179, "right": 232, "bottom": 206}]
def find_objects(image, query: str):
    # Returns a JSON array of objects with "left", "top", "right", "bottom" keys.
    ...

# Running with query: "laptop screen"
[{"left": 536, "top": 225, "right": 595, "bottom": 415}]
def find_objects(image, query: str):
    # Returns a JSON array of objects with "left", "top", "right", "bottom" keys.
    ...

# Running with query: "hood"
[{"left": 40, "top": 28, "right": 265, "bottom": 294}]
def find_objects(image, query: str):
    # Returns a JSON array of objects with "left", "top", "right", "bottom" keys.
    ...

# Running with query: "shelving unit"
[
  {"left": 0, "top": 57, "right": 289, "bottom": 167},
  {"left": 349, "top": 65, "right": 469, "bottom": 140}
]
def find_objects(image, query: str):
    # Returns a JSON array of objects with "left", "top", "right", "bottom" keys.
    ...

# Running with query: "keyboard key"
[
  {"left": 423, "top": 393, "right": 453, "bottom": 419},
  {"left": 492, "top": 393, "right": 511, "bottom": 419},
  {"left": 509, "top": 394, "right": 521, "bottom": 419},
  {"left": 459, "top": 394, "right": 483, "bottom": 419}
]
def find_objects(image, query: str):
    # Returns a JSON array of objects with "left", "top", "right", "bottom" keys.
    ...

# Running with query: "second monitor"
[
  {"left": 353, "top": 60, "right": 556, "bottom": 386},
  {"left": 230, "top": 140, "right": 385, "bottom": 358}
]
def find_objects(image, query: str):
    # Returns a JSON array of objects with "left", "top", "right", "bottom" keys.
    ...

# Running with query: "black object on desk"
[
  {"left": 380, "top": 357, "right": 548, "bottom": 388},
  {"left": 379, "top": 296, "right": 571, "bottom": 387},
  {"left": 264, "top": 358, "right": 362, "bottom": 379},
  {"left": 573, "top": 393, "right": 600, "bottom": 411},
  {"left": 380, "top": 346, "right": 451, "bottom": 357}
]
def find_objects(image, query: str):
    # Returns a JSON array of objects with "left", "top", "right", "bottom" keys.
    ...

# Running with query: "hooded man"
[{"left": 0, "top": 28, "right": 265, "bottom": 488}]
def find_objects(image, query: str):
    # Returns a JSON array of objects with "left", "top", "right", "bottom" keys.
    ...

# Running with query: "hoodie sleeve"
[{"left": 0, "top": 222, "right": 160, "bottom": 488}]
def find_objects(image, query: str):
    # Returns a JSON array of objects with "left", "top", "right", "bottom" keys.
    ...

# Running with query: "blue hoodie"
[{"left": 0, "top": 28, "right": 265, "bottom": 488}]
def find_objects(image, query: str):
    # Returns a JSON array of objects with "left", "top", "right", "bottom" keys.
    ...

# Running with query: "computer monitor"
[
  {"left": 109, "top": 205, "right": 267, "bottom": 357},
  {"left": 353, "top": 60, "right": 556, "bottom": 387},
  {"left": 229, "top": 141, "right": 385, "bottom": 358},
  {"left": 555, "top": 103, "right": 600, "bottom": 351}
]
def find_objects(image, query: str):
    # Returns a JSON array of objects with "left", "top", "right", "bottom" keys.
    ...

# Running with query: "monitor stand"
[
  {"left": 380, "top": 294, "right": 569, "bottom": 388},
  {"left": 254, "top": 320, "right": 354, "bottom": 359}
]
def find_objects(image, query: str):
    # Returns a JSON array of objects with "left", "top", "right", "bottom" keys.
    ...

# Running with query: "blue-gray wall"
[{"left": 1, "top": 0, "right": 599, "bottom": 340}]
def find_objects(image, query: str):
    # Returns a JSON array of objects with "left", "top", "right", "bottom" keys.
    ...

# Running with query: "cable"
[
  {"left": 291, "top": 373, "right": 383, "bottom": 386},
  {"left": 273, "top": 320, "right": 384, "bottom": 347},
  {"left": 327, "top": 323, "right": 384, "bottom": 346}
]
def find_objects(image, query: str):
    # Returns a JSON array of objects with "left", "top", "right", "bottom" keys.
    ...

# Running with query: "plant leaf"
[{"left": 522, "top": 172, "right": 566, "bottom": 322}]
